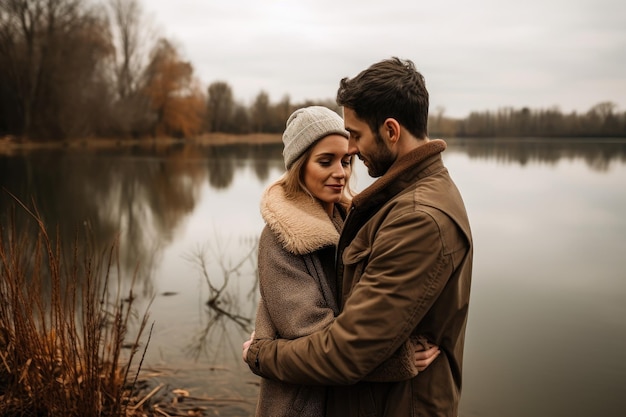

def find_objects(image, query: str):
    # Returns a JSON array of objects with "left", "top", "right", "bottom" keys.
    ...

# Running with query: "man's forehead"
[{"left": 342, "top": 108, "right": 362, "bottom": 127}]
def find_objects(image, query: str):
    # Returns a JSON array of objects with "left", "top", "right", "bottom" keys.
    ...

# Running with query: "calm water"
[{"left": 1, "top": 138, "right": 625, "bottom": 416}]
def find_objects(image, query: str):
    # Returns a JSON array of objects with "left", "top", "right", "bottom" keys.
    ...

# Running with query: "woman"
[{"left": 251, "top": 106, "right": 439, "bottom": 416}]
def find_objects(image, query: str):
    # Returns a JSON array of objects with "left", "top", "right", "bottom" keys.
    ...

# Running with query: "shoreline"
[{"left": 0, "top": 133, "right": 283, "bottom": 155}]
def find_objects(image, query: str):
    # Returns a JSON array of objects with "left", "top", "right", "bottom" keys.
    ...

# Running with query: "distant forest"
[{"left": 1, "top": 0, "right": 625, "bottom": 142}]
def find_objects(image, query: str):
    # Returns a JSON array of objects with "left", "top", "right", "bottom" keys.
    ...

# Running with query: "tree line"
[
  {"left": 1, "top": 0, "right": 624, "bottom": 142},
  {"left": 429, "top": 102, "right": 626, "bottom": 138},
  {"left": 0, "top": 0, "right": 334, "bottom": 142}
]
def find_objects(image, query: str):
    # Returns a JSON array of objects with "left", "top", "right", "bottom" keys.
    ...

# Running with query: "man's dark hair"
[{"left": 336, "top": 57, "right": 429, "bottom": 139}]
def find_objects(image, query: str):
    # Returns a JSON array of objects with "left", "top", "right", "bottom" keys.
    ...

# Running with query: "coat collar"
[
  {"left": 351, "top": 139, "right": 447, "bottom": 211},
  {"left": 261, "top": 182, "right": 341, "bottom": 255}
]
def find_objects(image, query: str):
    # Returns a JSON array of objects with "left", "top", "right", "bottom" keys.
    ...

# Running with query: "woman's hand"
[
  {"left": 242, "top": 331, "right": 255, "bottom": 363},
  {"left": 414, "top": 344, "right": 440, "bottom": 372}
]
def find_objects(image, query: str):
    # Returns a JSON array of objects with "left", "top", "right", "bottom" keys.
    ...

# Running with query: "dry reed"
[{"left": 0, "top": 203, "right": 151, "bottom": 416}]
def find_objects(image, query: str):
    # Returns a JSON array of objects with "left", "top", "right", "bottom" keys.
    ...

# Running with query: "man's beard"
[{"left": 364, "top": 130, "right": 395, "bottom": 178}]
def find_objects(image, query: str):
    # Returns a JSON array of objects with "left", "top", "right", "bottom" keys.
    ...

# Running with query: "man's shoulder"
[{"left": 381, "top": 174, "right": 468, "bottom": 226}]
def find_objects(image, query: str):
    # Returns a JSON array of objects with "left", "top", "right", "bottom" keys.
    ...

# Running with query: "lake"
[{"left": 1, "top": 138, "right": 625, "bottom": 416}]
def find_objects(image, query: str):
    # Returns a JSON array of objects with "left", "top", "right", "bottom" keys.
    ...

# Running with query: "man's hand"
[{"left": 242, "top": 331, "right": 255, "bottom": 363}]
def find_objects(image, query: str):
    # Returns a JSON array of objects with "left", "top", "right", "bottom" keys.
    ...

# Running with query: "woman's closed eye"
[{"left": 317, "top": 159, "right": 332, "bottom": 167}]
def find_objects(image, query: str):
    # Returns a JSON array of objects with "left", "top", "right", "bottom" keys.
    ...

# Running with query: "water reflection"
[
  {"left": 446, "top": 138, "right": 626, "bottom": 171},
  {"left": 2, "top": 139, "right": 622, "bottom": 279},
  {"left": 2, "top": 138, "right": 625, "bottom": 417},
  {"left": 0, "top": 143, "right": 282, "bottom": 294},
  {"left": 203, "top": 144, "right": 283, "bottom": 189},
  {"left": 182, "top": 238, "right": 258, "bottom": 363}
]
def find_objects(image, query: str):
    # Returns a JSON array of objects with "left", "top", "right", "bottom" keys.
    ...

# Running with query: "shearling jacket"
[
  {"left": 253, "top": 183, "right": 420, "bottom": 417},
  {"left": 248, "top": 140, "right": 473, "bottom": 417}
]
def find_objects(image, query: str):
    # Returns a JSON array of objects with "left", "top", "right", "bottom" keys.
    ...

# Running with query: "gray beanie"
[{"left": 282, "top": 106, "right": 349, "bottom": 169}]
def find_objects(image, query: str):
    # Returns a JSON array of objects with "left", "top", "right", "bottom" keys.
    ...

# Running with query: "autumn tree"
[{"left": 141, "top": 39, "right": 205, "bottom": 138}]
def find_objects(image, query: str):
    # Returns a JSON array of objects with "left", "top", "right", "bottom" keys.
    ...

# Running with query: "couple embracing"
[{"left": 243, "top": 57, "right": 473, "bottom": 417}]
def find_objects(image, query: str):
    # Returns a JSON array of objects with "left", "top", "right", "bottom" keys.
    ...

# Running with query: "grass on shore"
[{"left": 0, "top": 202, "right": 152, "bottom": 416}]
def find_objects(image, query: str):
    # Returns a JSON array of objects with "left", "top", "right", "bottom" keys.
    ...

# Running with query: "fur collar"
[{"left": 261, "top": 182, "right": 340, "bottom": 255}]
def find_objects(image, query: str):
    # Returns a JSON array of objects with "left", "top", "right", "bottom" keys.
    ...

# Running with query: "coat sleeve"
[
  {"left": 361, "top": 337, "right": 419, "bottom": 382},
  {"left": 255, "top": 227, "right": 336, "bottom": 340},
  {"left": 247, "top": 209, "right": 454, "bottom": 385}
]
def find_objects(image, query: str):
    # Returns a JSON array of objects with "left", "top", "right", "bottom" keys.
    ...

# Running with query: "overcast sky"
[{"left": 143, "top": 0, "right": 625, "bottom": 118}]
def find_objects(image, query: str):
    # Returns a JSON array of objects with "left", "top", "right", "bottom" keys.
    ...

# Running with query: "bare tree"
[
  {"left": 270, "top": 94, "right": 292, "bottom": 132},
  {"left": 107, "top": 0, "right": 154, "bottom": 100},
  {"left": 206, "top": 81, "right": 234, "bottom": 132},
  {"left": 250, "top": 90, "right": 270, "bottom": 133},
  {"left": 0, "top": 0, "right": 48, "bottom": 137},
  {"left": 0, "top": 0, "right": 112, "bottom": 139},
  {"left": 231, "top": 102, "right": 251, "bottom": 134}
]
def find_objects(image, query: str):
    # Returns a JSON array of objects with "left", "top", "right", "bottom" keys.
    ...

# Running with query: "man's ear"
[{"left": 383, "top": 118, "right": 401, "bottom": 144}]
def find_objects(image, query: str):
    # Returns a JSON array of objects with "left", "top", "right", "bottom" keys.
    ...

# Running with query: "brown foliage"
[{"left": 141, "top": 39, "right": 205, "bottom": 138}]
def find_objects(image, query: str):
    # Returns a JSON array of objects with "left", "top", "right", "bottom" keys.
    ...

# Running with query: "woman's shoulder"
[{"left": 261, "top": 187, "right": 340, "bottom": 256}]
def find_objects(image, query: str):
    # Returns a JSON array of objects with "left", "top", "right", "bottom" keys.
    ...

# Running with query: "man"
[{"left": 244, "top": 57, "right": 473, "bottom": 417}]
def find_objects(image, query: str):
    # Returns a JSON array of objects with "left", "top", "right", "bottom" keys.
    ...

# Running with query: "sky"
[{"left": 142, "top": 0, "right": 626, "bottom": 118}]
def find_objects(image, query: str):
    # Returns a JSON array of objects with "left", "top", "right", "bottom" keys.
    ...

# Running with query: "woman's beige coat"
[{"left": 254, "top": 182, "right": 343, "bottom": 417}]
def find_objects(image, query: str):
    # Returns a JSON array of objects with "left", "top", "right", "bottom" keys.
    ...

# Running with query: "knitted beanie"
[{"left": 282, "top": 106, "right": 349, "bottom": 169}]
